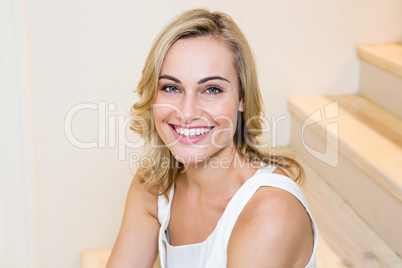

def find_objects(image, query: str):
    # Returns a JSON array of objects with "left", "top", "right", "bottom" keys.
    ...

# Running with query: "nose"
[{"left": 178, "top": 93, "right": 202, "bottom": 124}]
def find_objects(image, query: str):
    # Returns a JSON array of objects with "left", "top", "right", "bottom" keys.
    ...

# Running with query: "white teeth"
[{"left": 174, "top": 127, "right": 212, "bottom": 137}]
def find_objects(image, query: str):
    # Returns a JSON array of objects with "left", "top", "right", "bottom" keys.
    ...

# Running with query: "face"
[{"left": 153, "top": 36, "right": 243, "bottom": 164}]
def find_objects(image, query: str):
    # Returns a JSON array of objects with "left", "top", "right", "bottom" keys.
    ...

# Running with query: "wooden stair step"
[
  {"left": 81, "top": 249, "right": 111, "bottom": 268},
  {"left": 287, "top": 94, "right": 402, "bottom": 201},
  {"left": 357, "top": 43, "right": 402, "bottom": 78},
  {"left": 288, "top": 94, "right": 402, "bottom": 255},
  {"left": 293, "top": 148, "right": 402, "bottom": 267},
  {"left": 81, "top": 249, "right": 161, "bottom": 268}
]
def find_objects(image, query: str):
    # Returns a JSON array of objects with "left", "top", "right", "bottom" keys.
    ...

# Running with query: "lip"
[{"left": 168, "top": 123, "right": 214, "bottom": 144}]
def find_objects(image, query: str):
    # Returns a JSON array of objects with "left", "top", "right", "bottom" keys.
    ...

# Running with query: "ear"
[{"left": 238, "top": 99, "right": 244, "bottom": 112}]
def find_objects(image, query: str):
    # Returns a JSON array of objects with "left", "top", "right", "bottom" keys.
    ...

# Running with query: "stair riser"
[
  {"left": 290, "top": 115, "right": 402, "bottom": 256},
  {"left": 360, "top": 61, "right": 402, "bottom": 119}
]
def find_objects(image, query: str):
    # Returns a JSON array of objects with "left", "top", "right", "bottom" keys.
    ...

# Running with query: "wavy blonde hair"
[{"left": 131, "top": 9, "right": 304, "bottom": 197}]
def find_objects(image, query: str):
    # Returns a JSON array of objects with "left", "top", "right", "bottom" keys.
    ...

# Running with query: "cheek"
[
  {"left": 210, "top": 107, "right": 239, "bottom": 147},
  {"left": 210, "top": 101, "right": 240, "bottom": 145},
  {"left": 153, "top": 94, "right": 177, "bottom": 120},
  {"left": 154, "top": 94, "right": 180, "bottom": 119},
  {"left": 152, "top": 105, "right": 168, "bottom": 133},
  {"left": 153, "top": 107, "right": 173, "bottom": 130},
  {"left": 212, "top": 101, "right": 239, "bottom": 124}
]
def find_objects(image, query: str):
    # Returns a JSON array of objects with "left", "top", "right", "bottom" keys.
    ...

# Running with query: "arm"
[
  {"left": 227, "top": 186, "right": 314, "bottom": 268},
  {"left": 106, "top": 173, "right": 160, "bottom": 268}
]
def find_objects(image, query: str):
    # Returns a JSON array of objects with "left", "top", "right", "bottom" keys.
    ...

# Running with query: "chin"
[
  {"left": 169, "top": 148, "right": 210, "bottom": 165},
  {"left": 169, "top": 142, "right": 236, "bottom": 167}
]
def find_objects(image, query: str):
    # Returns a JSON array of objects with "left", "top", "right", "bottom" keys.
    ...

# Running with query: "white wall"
[
  {"left": 0, "top": 0, "right": 35, "bottom": 267},
  {"left": 18, "top": 0, "right": 402, "bottom": 267}
]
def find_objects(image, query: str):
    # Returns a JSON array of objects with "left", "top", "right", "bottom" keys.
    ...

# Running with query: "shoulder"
[
  {"left": 106, "top": 172, "right": 159, "bottom": 267},
  {"left": 126, "top": 172, "right": 158, "bottom": 220},
  {"left": 227, "top": 168, "right": 314, "bottom": 267},
  {"left": 272, "top": 166, "right": 289, "bottom": 176}
]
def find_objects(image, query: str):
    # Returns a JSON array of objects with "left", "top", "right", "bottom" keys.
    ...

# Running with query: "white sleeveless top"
[{"left": 157, "top": 165, "right": 319, "bottom": 268}]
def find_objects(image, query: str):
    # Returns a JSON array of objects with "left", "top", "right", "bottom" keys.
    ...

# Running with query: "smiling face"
[{"left": 153, "top": 36, "right": 243, "bottom": 164}]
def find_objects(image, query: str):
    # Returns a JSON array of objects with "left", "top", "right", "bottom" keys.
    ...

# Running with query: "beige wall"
[
  {"left": 1, "top": 0, "right": 35, "bottom": 267},
  {"left": 17, "top": 0, "right": 402, "bottom": 267}
]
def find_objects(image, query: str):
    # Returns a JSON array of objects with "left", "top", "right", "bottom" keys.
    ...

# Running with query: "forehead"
[{"left": 161, "top": 36, "right": 236, "bottom": 81}]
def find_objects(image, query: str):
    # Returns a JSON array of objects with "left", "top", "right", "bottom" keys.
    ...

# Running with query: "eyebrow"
[
  {"left": 159, "top": 75, "right": 182, "bottom": 84},
  {"left": 159, "top": 75, "right": 230, "bottom": 84},
  {"left": 197, "top": 76, "right": 230, "bottom": 84}
]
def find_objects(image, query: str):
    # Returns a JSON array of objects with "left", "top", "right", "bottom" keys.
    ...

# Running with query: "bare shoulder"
[
  {"left": 106, "top": 172, "right": 159, "bottom": 268},
  {"left": 126, "top": 172, "right": 158, "bottom": 219},
  {"left": 227, "top": 168, "right": 314, "bottom": 268},
  {"left": 272, "top": 166, "right": 289, "bottom": 176}
]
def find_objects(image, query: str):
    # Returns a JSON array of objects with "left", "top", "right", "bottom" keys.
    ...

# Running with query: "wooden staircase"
[
  {"left": 81, "top": 249, "right": 161, "bottom": 268},
  {"left": 357, "top": 44, "right": 402, "bottom": 119},
  {"left": 288, "top": 43, "right": 402, "bottom": 266}
]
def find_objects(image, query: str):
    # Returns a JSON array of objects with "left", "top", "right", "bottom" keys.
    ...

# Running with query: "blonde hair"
[{"left": 131, "top": 9, "right": 304, "bottom": 197}]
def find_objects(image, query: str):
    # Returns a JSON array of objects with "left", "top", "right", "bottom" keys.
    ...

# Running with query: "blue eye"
[
  {"left": 205, "top": 87, "right": 222, "bottom": 94},
  {"left": 163, "top": 85, "right": 180, "bottom": 93}
]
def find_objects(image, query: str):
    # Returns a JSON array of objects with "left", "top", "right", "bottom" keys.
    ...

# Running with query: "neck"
[{"left": 177, "top": 148, "right": 258, "bottom": 199}]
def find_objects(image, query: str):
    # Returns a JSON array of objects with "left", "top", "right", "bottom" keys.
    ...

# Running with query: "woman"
[{"left": 107, "top": 9, "right": 318, "bottom": 268}]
